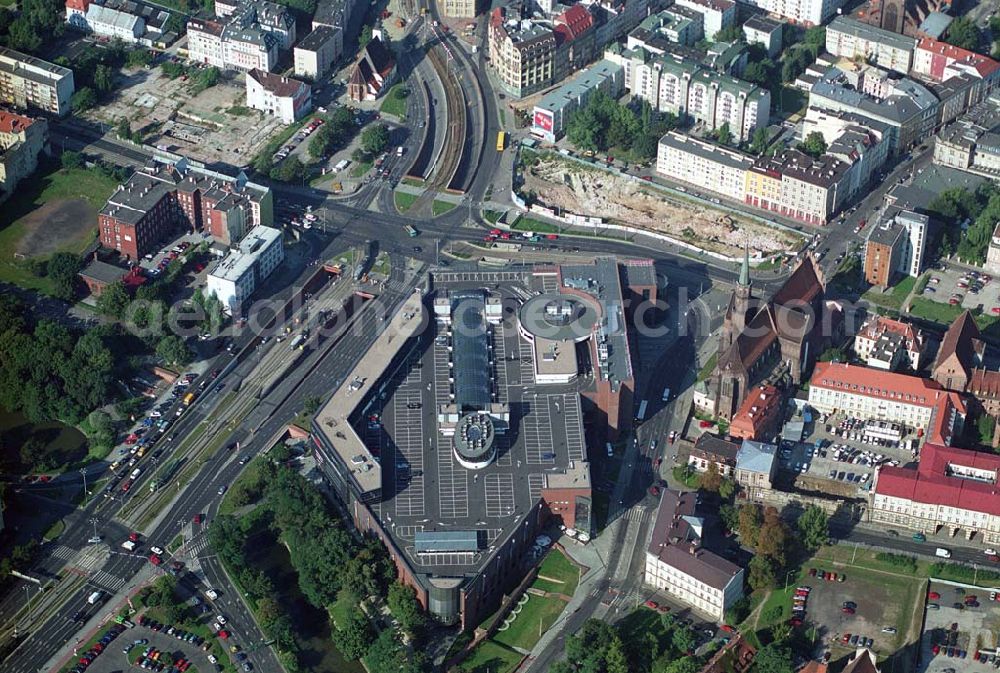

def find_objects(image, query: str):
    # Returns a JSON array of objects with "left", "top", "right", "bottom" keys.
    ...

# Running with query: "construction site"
[{"left": 519, "top": 153, "right": 804, "bottom": 259}]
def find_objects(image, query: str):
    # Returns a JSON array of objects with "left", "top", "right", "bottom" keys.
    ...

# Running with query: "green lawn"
[
  {"left": 862, "top": 275, "right": 916, "bottom": 311},
  {"left": 432, "top": 199, "right": 457, "bottom": 215},
  {"left": 350, "top": 160, "right": 373, "bottom": 178},
  {"left": 43, "top": 519, "right": 65, "bottom": 541},
  {"left": 697, "top": 353, "right": 718, "bottom": 382},
  {"left": 394, "top": 191, "right": 418, "bottom": 213},
  {"left": 671, "top": 465, "right": 701, "bottom": 489},
  {"left": 511, "top": 217, "right": 559, "bottom": 234},
  {"left": 457, "top": 640, "right": 523, "bottom": 673},
  {"left": 492, "top": 594, "right": 568, "bottom": 651},
  {"left": 380, "top": 84, "right": 409, "bottom": 118},
  {"left": 532, "top": 549, "right": 580, "bottom": 596},
  {"left": 484, "top": 210, "right": 504, "bottom": 224},
  {"left": 908, "top": 297, "right": 1000, "bottom": 332},
  {"left": 0, "top": 165, "right": 118, "bottom": 293}
]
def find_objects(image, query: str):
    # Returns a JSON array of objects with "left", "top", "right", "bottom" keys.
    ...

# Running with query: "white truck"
[
  {"left": 333, "top": 159, "right": 350, "bottom": 172},
  {"left": 121, "top": 540, "right": 137, "bottom": 552},
  {"left": 87, "top": 591, "right": 103, "bottom": 605},
  {"left": 935, "top": 547, "right": 952, "bottom": 558}
]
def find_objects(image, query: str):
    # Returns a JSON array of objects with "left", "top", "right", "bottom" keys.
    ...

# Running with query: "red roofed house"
[
  {"left": 913, "top": 38, "right": 1000, "bottom": 84},
  {"left": 0, "top": 108, "right": 47, "bottom": 205},
  {"left": 65, "top": 0, "right": 91, "bottom": 28},
  {"left": 245, "top": 69, "right": 312, "bottom": 124},
  {"left": 699, "top": 632, "right": 756, "bottom": 673},
  {"left": 348, "top": 35, "right": 396, "bottom": 101},
  {"left": 852, "top": 314, "right": 925, "bottom": 371},
  {"left": 807, "top": 362, "right": 965, "bottom": 440},
  {"left": 872, "top": 441, "right": 1000, "bottom": 544},
  {"left": 729, "top": 385, "right": 783, "bottom": 441}
]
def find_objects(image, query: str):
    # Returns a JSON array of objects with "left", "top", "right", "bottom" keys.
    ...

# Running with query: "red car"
[
  {"left": 929, "top": 591, "right": 941, "bottom": 600},
  {"left": 129, "top": 532, "right": 140, "bottom": 542},
  {"left": 149, "top": 554, "right": 162, "bottom": 565},
  {"left": 546, "top": 234, "right": 558, "bottom": 240},
  {"left": 193, "top": 513, "right": 203, "bottom": 524},
  {"left": 124, "top": 434, "right": 139, "bottom": 445},
  {"left": 121, "top": 480, "right": 132, "bottom": 492},
  {"left": 648, "top": 485, "right": 661, "bottom": 497},
  {"left": 721, "top": 625, "right": 735, "bottom": 633},
  {"left": 218, "top": 630, "right": 230, "bottom": 639},
  {"left": 489, "top": 229, "right": 501, "bottom": 236},
  {"left": 644, "top": 600, "right": 659, "bottom": 609},
  {"left": 842, "top": 607, "right": 855, "bottom": 614},
  {"left": 841, "top": 634, "right": 851, "bottom": 644}
]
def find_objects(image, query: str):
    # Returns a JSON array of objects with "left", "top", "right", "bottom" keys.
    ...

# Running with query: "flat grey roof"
[
  {"left": 296, "top": 25, "right": 336, "bottom": 51},
  {"left": 659, "top": 132, "right": 755, "bottom": 170},
  {"left": 313, "top": 291, "right": 425, "bottom": 494},
  {"left": 828, "top": 16, "right": 917, "bottom": 52}
]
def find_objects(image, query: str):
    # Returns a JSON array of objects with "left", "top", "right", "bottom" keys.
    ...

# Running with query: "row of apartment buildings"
[
  {"left": 655, "top": 112, "right": 885, "bottom": 225},
  {"left": 65, "top": 0, "right": 180, "bottom": 47}
]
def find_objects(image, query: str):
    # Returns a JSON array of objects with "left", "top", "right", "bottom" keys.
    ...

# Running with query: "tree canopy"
[
  {"left": 797, "top": 505, "right": 829, "bottom": 551},
  {"left": 797, "top": 131, "right": 827, "bottom": 158},
  {"left": 566, "top": 92, "right": 674, "bottom": 158},
  {"left": 945, "top": 16, "right": 981, "bottom": 52}
]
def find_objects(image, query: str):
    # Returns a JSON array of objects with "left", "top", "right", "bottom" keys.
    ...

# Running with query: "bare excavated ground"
[{"left": 521, "top": 155, "right": 804, "bottom": 259}]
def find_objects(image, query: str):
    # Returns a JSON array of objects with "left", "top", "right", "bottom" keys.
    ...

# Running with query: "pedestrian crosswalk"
[
  {"left": 188, "top": 537, "right": 210, "bottom": 557},
  {"left": 91, "top": 569, "right": 126, "bottom": 591}
]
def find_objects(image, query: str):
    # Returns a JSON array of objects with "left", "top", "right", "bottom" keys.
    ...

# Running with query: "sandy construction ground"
[{"left": 521, "top": 154, "right": 803, "bottom": 258}]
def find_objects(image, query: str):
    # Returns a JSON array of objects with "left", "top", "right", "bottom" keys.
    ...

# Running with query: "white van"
[
  {"left": 121, "top": 540, "right": 137, "bottom": 552},
  {"left": 662, "top": 387, "right": 671, "bottom": 402},
  {"left": 87, "top": 591, "right": 103, "bottom": 605},
  {"left": 935, "top": 547, "right": 952, "bottom": 558},
  {"left": 130, "top": 468, "right": 141, "bottom": 479}
]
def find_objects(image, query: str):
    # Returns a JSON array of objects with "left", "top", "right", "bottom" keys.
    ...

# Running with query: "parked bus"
[
  {"left": 636, "top": 400, "right": 648, "bottom": 422},
  {"left": 496, "top": 131, "right": 506, "bottom": 152}
]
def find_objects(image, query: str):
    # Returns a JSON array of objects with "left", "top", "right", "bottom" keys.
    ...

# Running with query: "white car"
[
  {"left": 986, "top": 548, "right": 997, "bottom": 556},
  {"left": 149, "top": 411, "right": 162, "bottom": 418},
  {"left": 217, "top": 614, "right": 227, "bottom": 625},
  {"left": 150, "top": 545, "right": 164, "bottom": 555}
]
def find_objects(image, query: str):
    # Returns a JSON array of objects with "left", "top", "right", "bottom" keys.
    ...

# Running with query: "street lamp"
[
  {"left": 80, "top": 468, "right": 89, "bottom": 496},
  {"left": 89, "top": 517, "right": 100, "bottom": 541}
]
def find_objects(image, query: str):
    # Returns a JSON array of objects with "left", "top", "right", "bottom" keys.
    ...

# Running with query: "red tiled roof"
[
  {"left": 875, "top": 443, "right": 1000, "bottom": 516},
  {"left": 918, "top": 38, "right": 1000, "bottom": 78},
  {"left": 65, "top": 0, "right": 89, "bottom": 11},
  {"left": 555, "top": 4, "right": 593, "bottom": 40},
  {"left": 810, "top": 362, "right": 944, "bottom": 407},
  {"left": 858, "top": 315, "right": 922, "bottom": 351},
  {"left": 730, "top": 385, "right": 781, "bottom": 440},
  {"left": 925, "top": 391, "right": 966, "bottom": 447},
  {"left": 970, "top": 368, "right": 1000, "bottom": 399},
  {"left": 771, "top": 256, "right": 823, "bottom": 307},
  {"left": 247, "top": 69, "right": 308, "bottom": 98},
  {"left": 0, "top": 110, "right": 36, "bottom": 134}
]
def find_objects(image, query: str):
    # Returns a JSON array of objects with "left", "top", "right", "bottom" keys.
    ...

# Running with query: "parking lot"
[
  {"left": 918, "top": 266, "right": 1000, "bottom": 314},
  {"left": 777, "top": 414, "right": 917, "bottom": 495},
  {"left": 921, "top": 581, "right": 1000, "bottom": 672}
]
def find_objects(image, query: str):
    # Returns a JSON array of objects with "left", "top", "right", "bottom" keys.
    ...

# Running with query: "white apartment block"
[
  {"left": 656, "top": 131, "right": 753, "bottom": 202},
  {"left": 0, "top": 48, "right": 75, "bottom": 117},
  {"left": 83, "top": 4, "right": 145, "bottom": 42},
  {"left": 739, "top": 0, "right": 842, "bottom": 26},
  {"left": 807, "top": 362, "right": 944, "bottom": 429},
  {"left": 826, "top": 16, "right": 916, "bottom": 74},
  {"left": 607, "top": 50, "right": 770, "bottom": 142},
  {"left": 673, "top": 0, "right": 734, "bottom": 39},
  {"left": 206, "top": 225, "right": 284, "bottom": 314},
  {"left": 294, "top": 25, "right": 341, "bottom": 80},
  {"left": 187, "top": 1, "right": 292, "bottom": 72},
  {"left": 644, "top": 490, "right": 744, "bottom": 621}
]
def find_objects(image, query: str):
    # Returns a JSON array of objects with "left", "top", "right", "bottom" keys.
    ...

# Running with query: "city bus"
[
  {"left": 636, "top": 399, "right": 648, "bottom": 422},
  {"left": 496, "top": 131, "right": 506, "bottom": 152},
  {"left": 404, "top": 224, "right": 419, "bottom": 237}
]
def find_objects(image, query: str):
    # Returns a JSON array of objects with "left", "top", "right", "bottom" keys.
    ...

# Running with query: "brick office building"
[{"left": 98, "top": 158, "right": 272, "bottom": 260}]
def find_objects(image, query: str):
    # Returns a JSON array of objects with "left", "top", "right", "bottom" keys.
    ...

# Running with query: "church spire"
[{"left": 738, "top": 243, "right": 750, "bottom": 288}]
